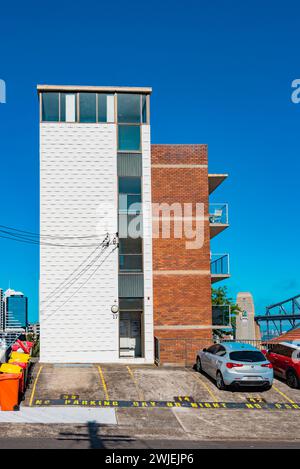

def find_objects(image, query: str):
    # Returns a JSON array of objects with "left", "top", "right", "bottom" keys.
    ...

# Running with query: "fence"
[{"left": 154, "top": 337, "right": 273, "bottom": 367}]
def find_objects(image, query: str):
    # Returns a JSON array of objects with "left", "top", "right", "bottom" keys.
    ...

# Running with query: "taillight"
[
  {"left": 226, "top": 363, "right": 244, "bottom": 369},
  {"left": 261, "top": 363, "right": 273, "bottom": 369}
]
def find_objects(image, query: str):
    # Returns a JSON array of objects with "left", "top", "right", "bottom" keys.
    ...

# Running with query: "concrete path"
[{"left": 0, "top": 407, "right": 116, "bottom": 424}]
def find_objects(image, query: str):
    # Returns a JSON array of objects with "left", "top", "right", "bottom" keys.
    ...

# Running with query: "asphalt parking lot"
[
  {"left": 25, "top": 362, "right": 300, "bottom": 406},
  {"left": 3, "top": 362, "right": 296, "bottom": 446}
]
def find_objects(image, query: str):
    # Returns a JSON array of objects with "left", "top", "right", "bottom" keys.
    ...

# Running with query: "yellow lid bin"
[
  {"left": 0, "top": 363, "right": 22, "bottom": 374},
  {"left": 10, "top": 352, "right": 30, "bottom": 363}
]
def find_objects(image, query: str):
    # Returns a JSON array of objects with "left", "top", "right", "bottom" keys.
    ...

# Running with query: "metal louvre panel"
[
  {"left": 119, "top": 274, "right": 144, "bottom": 297},
  {"left": 117, "top": 153, "right": 142, "bottom": 177}
]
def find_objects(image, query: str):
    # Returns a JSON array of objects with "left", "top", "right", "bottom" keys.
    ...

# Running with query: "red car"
[{"left": 266, "top": 341, "right": 300, "bottom": 389}]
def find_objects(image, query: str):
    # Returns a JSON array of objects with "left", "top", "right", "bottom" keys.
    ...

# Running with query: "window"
[
  {"left": 118, "top": 94, "right": 141, "bottom": 123},
  {"left": 119, "top": 177, "right": 141, "bottom": 213},
  {"left": 119, "top": 298, "right": 143, "bottom": 311},
  {"left": 119, "top": 238, "right": 142, "bottom": 254},
  {"left": 119, "top": 254, "right": 143, "bottom": 272},
  {"left": 42, "top": 93, "right": 59, "bottom": 121},
  {"left": 98, "top": 94, "right": 114, "bottom": 123},
  {"left": 60, "top": 93, "right": 76, "bottom": 122},
  {"left": 229, "top": 351, "right": 266, "bottom": 362},
  {"left": 118, "top": 125, "right": 141, "bottom": 151},
  {"left": 215, "top": 345, "right": 226, "bottom": 357},
  {"left": 119, "top": 213, "right": 143, "bottom": 239},
  {"left": 79, "top": 93, "right": 96, "bottom": 123},
  {"left": 206, "top": 345, "right": 219, "bottom": 355}
]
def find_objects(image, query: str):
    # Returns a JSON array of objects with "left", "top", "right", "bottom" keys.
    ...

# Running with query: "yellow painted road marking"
[
  {"left": 193, "top": 373, "right": 218, "bottom": 402},
  {"left": 98, "top": 366, "right": 109, "bottom": 400},
  {"left": 29, "top": 365, "right": 43, "bottom": 407},
  {"left": 127, "top": 366, "right": 145, "bottom": 401},
  {"left": 273, "top": 385, "right": 295, "bottom": 404}
]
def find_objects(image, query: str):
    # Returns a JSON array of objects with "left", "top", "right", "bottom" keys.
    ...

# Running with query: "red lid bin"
[{"left": 0, "top": 374, "right": 21, "bottom": 411}]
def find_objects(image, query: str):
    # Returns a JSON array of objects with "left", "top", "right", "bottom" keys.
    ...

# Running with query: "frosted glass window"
[
  {"left": 60, "top": 93, "right": 76, "bottom": 122},
  {"left": 107, "top": 94, "right": 115, "bottom": 122},
  {"left": 98, "top": 94, "right": 115, "bottom": 122}
]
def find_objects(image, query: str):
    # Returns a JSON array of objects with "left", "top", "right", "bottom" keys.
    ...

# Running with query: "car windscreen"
[{"left": 229, "top": 351, "right": 266, "bottom": 363}]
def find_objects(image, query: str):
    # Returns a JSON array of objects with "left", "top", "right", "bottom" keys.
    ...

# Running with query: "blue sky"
[{"left": 0, "top": 0, "right": 299, "bottom": 323}]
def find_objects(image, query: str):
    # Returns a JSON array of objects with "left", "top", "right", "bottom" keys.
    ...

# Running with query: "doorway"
[{"left": 119, "top": 311, "right": 142, "bottom": 358}]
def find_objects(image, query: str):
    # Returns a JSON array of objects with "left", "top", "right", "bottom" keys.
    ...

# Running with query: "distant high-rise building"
[
  {"left": 4, "top": 289, "right": 28, "bottom": 330},
  {"left": 0, "top": 289, "right": 4, "bottom": 331}
]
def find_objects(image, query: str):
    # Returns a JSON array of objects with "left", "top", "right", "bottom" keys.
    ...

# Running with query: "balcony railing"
[
  {"left": 209, "top": 203, "right": 228, "bottom": 225},
  {"left": 212, "top": 305, "right": 231, "bottom": 327},
  {"left": 210, "top": 253, "right": 230, "bottom": 275}
]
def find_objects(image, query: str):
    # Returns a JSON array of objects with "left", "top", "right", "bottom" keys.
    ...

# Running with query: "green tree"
[{"left": 211, "top": 286, "right": 241, "bottom": 336}]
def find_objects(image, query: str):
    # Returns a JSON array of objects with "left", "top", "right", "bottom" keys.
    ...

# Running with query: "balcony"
[
  {"left": 212, "top": 305, "right": 231, "bottom": 329},
  {"left": 209, "top": 203, "right": 229, "bottom": 238},
  {"left": 208, "top": 174, "right": 228, "bottom": 194},
  {"left": 211, "top": 253, "right": 230, "bottom": 283}
]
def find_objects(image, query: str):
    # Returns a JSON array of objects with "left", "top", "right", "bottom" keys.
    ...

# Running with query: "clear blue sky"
[{"left": 0, "top": 0, "right": 299, "bottom": 323}]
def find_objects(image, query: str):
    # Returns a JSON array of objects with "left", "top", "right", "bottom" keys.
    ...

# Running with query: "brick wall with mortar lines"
[{"left": 151, "top": 145, "right": 212, "bottom": 363}]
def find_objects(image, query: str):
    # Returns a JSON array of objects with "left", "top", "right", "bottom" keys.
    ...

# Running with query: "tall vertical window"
[
  {"left": 118, "top": 94, "right": 141, "bottom": 123},
  {"left": 60, "top": 93, "right": 77, "bottom": 122},
  {"left": 118, "top": 125, "right": 141, "bottom": 151},
  {"left": 79, "top": 93, "right": 96, "bottom": 123},
  {"left": 98, "top": 94, "right": 115, "bottom": 123},
  {"left": 42, "top": 93, "right": 59, "bottom": 122}
]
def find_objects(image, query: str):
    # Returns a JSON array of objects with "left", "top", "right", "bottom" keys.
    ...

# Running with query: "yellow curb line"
[
  {"left": 127, "top": 366, "right": 145, "bottom": 401},
  {"left": 273, "top": 385, "right": 295, "bottom": 404},
  {"left": 194, "top": 374, "right": 218, "bottom": 402},
  {"left": 98, "top": 366, "right": 109, "bottom": 400},
  {"left": 29, "top": 365, "right": 43, "bottom": 407}
]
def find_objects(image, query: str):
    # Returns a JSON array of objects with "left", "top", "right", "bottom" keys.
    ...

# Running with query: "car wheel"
[
  {"left": 196, "top": 356, "right": 202, "bottom": 373},
  {"left": 216, "top": 371, "right": 226, "bottom": 391},
  {"left": 264, "top": 384, "right": 272, "bottom": 391},
  {"left": 286, "top": 370, "right": 300, "bottom": 389}
]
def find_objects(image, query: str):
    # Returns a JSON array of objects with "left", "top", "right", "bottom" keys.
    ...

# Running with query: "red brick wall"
[{"left": 151, "top": 145, "right": 212, "bottom": 365}]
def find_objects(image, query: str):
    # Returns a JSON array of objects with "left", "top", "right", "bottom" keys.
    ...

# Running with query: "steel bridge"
[{"left": 255, "top": 294, "right": 300, "bottom": 338}]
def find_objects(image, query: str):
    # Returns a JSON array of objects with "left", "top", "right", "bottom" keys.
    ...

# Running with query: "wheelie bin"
[
  {"left": 0, "top": 363, "right": 24, "bottom": 394},
  {"left": 0, "top": 373, "right": 22, "bottom": 411},
  {"left": 10, "top": 352, "right": 30, "bottom": 363},
  {"left": 7, "top": 361, "right": 28, "bottom": 393}
]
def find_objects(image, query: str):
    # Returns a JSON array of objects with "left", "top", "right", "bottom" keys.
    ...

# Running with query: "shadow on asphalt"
[{"left": 58, "top": 421, "right": 136, "bottom": 449}]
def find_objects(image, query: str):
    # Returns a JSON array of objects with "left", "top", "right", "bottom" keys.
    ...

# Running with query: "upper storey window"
[
  {"left": 117, "top": 94, "right": 148, "bottom": 124},
  {"left": 41, "top": 92, "right": 115, "bottom": 123},
  {"left": 42, "top": 93, "right": 59, "bottom": 122},
  {"left": 79, "top": 93, "right": 97, "bottom": 123}
]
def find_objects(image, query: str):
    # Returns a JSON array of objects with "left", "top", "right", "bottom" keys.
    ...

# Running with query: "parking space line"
[
  {"left": 273, "top": 385, "right": 295, "bottom": 404},
  {"left": 29, "top": 365, "right": 43, "bottom": 407},
  {"left": 126, "top": 366, "right": 145, "bottom": 401},
  {"left": 97, "top": 366, "right": 109, "bottom": 400},
  {"left": 193, "top": 373, "right": 218, "bottom": 402}
]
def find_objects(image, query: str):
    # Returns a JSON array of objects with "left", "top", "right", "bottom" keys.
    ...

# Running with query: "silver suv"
[{"left": 196, "top": 342, "right": 274, "bottom": 390}]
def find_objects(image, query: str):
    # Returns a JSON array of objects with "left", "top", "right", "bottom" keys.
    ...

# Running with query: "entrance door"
[{"left": 119, "top": 312, "right": 142, "bottom": 358}]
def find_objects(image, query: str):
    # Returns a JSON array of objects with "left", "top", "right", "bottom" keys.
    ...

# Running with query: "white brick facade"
[{"left": 40, "top": 122, "right": 154, "bottom": 363}]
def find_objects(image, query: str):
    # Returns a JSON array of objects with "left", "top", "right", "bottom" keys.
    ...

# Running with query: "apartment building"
[{"left": 38, "top": 85, "right": 229, "bottom": 364}]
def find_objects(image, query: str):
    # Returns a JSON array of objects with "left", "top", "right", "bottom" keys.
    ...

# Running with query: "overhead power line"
[
  {"left": 0, "top": 224, "right": 102, "bottom": 240},
  {"left": 42, "top": 244, "right": 118, "bottom": 323}
]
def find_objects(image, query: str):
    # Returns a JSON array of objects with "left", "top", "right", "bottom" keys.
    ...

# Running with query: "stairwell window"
[{"left": 118, "top": 125, "right": 141, "bottom": 151}]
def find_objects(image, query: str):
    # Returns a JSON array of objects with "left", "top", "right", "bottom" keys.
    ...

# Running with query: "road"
[{"left": 0, "top": 438, "right": 299, "bottom": 449}]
